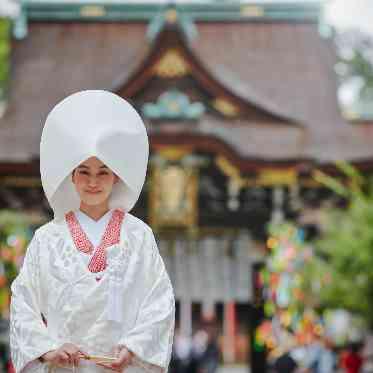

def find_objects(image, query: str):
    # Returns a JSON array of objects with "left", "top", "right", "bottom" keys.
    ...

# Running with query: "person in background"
[
  {"left": 273, "top": 351, "right": 298, "bottom": 373},
  {"left": 341, "top": 343, "right": 364, "bottom": 373},
  {"left": 191, "top": 320, "right": 219, "bottom": 373},
  {"left": 317, "top": 338, "right": 337, "bottom": 373},
  {"left": 170, "top": 327, "right": 192, "bottom": 373}
]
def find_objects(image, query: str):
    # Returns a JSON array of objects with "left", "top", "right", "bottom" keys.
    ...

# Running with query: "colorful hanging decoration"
[
  {"left": 0, "top": 210, "right": 32, "bottom": 317},
  {"left": 255, "top": 222, "right": 324, "bottom": 357}
]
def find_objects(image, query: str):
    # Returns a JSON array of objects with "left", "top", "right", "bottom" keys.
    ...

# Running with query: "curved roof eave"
[{"left": 112, "top": 23, "right": 306, "bottom": 127}]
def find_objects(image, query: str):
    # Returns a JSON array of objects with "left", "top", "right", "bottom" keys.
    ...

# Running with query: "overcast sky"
[
  {"left": 255, "top": 0, "right": 373, "bottom": 35},
  {"left": 324, "top": 0, "right": 373, "bottom": 35},
  {"left": 322, "top": 0, "right": 373, "bottom": 108}
]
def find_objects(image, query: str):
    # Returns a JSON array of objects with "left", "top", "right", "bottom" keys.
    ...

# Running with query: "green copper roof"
[
  {"left": 22, "top": 1, "right": 321, "bottom": 23},
  {"left": 11, "top": 1, "right": 322, "bottom": 39},
  {"left": 147, "top": 8, "right": 197, "bottom": 41}
]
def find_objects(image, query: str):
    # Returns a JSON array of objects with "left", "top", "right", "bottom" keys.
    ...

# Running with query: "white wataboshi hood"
[{"left": 40, "top": 90, "right": 149, "bottom": 219}]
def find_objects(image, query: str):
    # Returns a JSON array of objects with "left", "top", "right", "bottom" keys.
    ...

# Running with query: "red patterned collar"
[{"left": 65, "top": 208, "right": 125, "bottom": 273}]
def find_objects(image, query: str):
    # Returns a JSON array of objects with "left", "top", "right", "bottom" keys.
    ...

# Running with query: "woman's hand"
[
  {"left": 40, "top": 343, "right": 87, "bottom": 367},
  {"left": 96, "top": 345, "right": 134, "bottom": 372}
]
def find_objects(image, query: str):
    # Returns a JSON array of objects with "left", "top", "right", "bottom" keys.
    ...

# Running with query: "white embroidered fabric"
[
  {"left": 10, "top": 214, "right": 175, "bottom": 373},
  {"left": 75, "top": 209, "right": 113, "bottom": 249}
]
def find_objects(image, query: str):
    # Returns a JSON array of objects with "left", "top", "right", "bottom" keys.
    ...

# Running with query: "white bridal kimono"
[
  {"left": 10, "top": 211, "right": 175, "bottom": 373},
  {"left": 10, "top": 90, "right": 173, "bottom": 373}
]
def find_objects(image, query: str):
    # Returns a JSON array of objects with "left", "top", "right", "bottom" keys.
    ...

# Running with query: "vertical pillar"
[
  {"left": 289, "top": 182, "right": 301, "bottom": 212},
  {"left": 180, "top": 298, "right": 192, "bottom": 338},
  {"left": 204, "top": 236, "right": 217, "bottom": 316},
  {"left": 223, "top": 301, "right": 236, "bottom": 363},
  {"left": 175, "top": 238, "right": 192, "bottom": 337},
  {"left": 228, "top": 179, "right": 241, "bottom": 211},
  {"left": 202, "top": 300, "right": 216, "bottom": 321},
  {"left": 271, "top": 186, "right": 284, "bottom": 224},
  {"left": 223, "top": 236, "right": 236, "bottom": 364}
]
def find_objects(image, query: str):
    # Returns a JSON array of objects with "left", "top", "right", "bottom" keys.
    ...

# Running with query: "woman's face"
[{"left": 72, "top": 157, "right": 119, "bottom": 206}]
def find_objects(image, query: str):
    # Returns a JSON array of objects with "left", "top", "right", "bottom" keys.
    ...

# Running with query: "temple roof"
[{"left": 1, "top": 6, "right": 373, "bottom": 169}]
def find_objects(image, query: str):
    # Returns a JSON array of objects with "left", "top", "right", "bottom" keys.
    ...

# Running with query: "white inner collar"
[{"left": 75, "top": 209, "right": 113, "bottom": 248}]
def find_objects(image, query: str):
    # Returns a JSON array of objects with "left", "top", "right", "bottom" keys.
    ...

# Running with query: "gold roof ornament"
[
  {"left": 258, "top": 168, "right": 297, "bottom": 186},
  {"left": 158, "top": 146, "right": 192, "bottom": 161},
  {"left": 80, "top": 5, "right": 106, "bottom": 18},
  {"left": 215, "top": 156, "right": 247, "bottom": 188},
  {"left": 212, "top": 98, "right": 240, "bottom": 117},
  {"left": 216, "top": 157, "right": 298, "bottom": 187},
  {"left": 240, "top": 5, "right": 265, "bottom": 18},
  {"left": 165, "top": 9, "right": 178, "bottom": 24},
  {"left": 154, "top": 49, "right": 190, "bottom": 78}
]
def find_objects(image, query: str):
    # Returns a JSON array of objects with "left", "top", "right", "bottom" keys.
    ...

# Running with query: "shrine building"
[{"left": 1, "top": 0, "right": 373, "bottom": 367}]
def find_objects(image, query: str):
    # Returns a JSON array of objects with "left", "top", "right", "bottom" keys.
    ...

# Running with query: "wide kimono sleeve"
[
  {"left": 119, "top": 227, "right": 175, "bottom": 373},
  {"left": 10, "top": 231, "right": 57, "bottom": 373}
]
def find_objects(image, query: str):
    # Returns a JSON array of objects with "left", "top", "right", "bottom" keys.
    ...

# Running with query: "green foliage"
[
  {"left": 0, "top": 18, "right": 10, "bottom": 100},
  {"left": 0, "top": 210, "right": 31, "bottom": 316},
  {"left": 341, "top": 49, "right": 373, "bottom": 98},
  {"left": 309, "top": 164, "right": 373, "bottom": 327},
  {"left": 335, "top": 31, "right": 373, "bottom": 111}
]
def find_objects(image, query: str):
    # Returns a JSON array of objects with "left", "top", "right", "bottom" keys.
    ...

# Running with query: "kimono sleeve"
[
  {"left": 119, "top": 228, "right": 175, "bottom": 373},
  {"left": 10, "top": 232, "right": 57, "bottom": 373}
]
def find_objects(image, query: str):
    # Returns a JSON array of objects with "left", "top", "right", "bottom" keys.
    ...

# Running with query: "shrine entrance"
[{"left": 157, "top": 230, "right": 259, "bottom": 366}]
